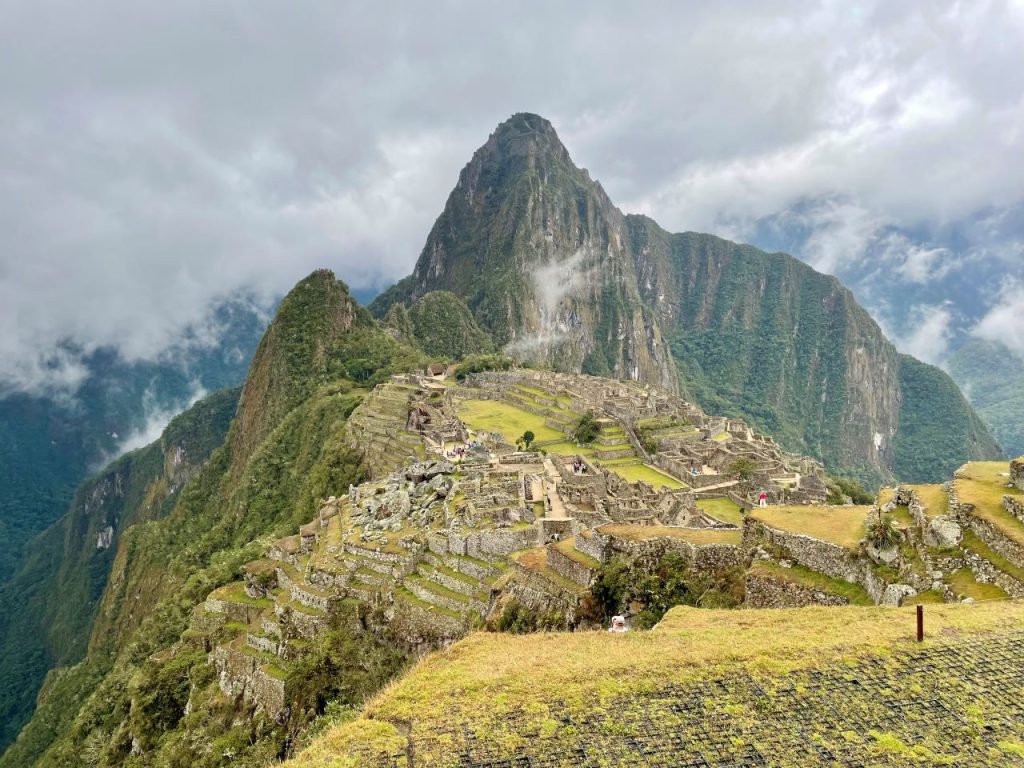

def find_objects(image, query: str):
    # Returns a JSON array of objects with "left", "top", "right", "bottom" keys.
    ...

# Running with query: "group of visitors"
[
  {"left": 446, "top": 446, "right": 467, "bottom": 461},
  {"left": 571, "top": 458, "right": 589, "bottom": 475},
  {"left": 689, "top": 465, "right": 704, "bottom": 477}
]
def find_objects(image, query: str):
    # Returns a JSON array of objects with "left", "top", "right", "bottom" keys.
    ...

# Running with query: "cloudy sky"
[{"left": 3, "top": 0, "right": 1024, "bottom": 394}]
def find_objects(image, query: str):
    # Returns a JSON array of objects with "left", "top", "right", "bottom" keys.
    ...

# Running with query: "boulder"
[
  {"left": 880, "top": 584, "right": 917, "bottom": 607},
  {"left": 866, "top": 543, "right": 900, "bottom": 566},
  {"left": 925, "top": 516, "right": 962, "bottom": 548}
]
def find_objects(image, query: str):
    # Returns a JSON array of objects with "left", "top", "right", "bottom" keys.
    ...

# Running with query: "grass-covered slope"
[
  {"left": 287, "top": 603, "right": 1024, "bottom": 767},
  {"left": 0, "top": 271, "right": 425, "bottom": 768},
  {"left": 0, "top": 387, "right": 239, "bottom": 753},
  {"left": 948, "top": 338, "right": 1024, "bottom": 458}
]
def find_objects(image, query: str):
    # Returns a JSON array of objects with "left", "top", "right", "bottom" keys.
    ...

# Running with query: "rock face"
[
  {"left": 925, "top": 516, "right": 963, "bottom": 548},
  {"left": 372, "top": 113, "right": 1001, "bottom": 484}
]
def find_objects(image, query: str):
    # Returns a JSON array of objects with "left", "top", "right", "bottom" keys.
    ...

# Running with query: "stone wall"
[
  {"left": 546, "top": 546, "right": 596, "bottom": 587},
  {"left": 574, "top": 529, "right": 608, "bottom": 563},
  {"left": 210, "top": 646, "right": 287, "bottom": 719},
  {"left": 1011, "top": 457, "right": 1024, "bottom": 492},
  {"left": 1004, "top": 495, "right": 1024, "bottom": 524},
  {"left": 744, "top": 573, "right": 850, "bottom": 608},
  {"left": 742, "top": 518, "right": 861, "bottom": 583},
  {"left": 478, "top": 526, "right": 540, "bottom": 555}
]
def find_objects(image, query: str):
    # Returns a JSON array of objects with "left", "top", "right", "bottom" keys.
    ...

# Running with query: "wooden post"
[{"left": 916, "top": 604, "right": 924, "bottom": 642}]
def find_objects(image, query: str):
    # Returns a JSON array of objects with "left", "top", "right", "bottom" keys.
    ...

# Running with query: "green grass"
[
  {"left": 696, "top": 496, "right": 743, "bottom": 526},
  {"left": 749, "top": 560, "right": 873, "bottom": 605},
  {"left": 948, "top": 568, "right": 1008, "bottom": 601},
  {"left": 456, "top": 399, "right": 564, "bottom": 444},
  {"left": 961, "top": 529, "right": 1024, "bottom": 585},
  {"left": 606, "top": 463, "right": 685, "bottom": 489},
  {"left": 751, "top": 505, "right": 870, "bottom": 550},
  {"left": 542, "top": 441, "right": 596, "bottom": 456}
]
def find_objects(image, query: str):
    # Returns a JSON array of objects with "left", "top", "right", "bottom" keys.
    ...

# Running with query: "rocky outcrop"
[{"left": 1011, "top": 457, "right": 1024, "bottom": 491}]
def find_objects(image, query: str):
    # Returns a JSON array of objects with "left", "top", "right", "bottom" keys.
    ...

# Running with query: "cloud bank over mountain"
[{"left": 3, "top": 0, "right": 1023, "bottom": 393}]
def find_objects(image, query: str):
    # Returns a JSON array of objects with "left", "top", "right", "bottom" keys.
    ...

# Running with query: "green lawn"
[
  {"left": 696, "top": 496, "right": 744, "bottom": 526},
  {"left": 457, "top": 399, "right": 564, "bottom": 444},
  {"left": 948, "top": 568, "right": 1008, "bottom": 601},
  {"left": 607, "top": 463, "right": 685, "bottom": 489},
  {"left": 751, "top": 505, "right": 870, "bottom": 550},
  {"left": 906, "top": 484, "right": 949, "bottom": 518}
]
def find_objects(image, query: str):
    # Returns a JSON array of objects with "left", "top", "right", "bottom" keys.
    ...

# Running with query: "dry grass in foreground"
[
  {"left": 285, "top": 602, "right": 1024, "bottom": 767},
  {"left": 750, "top": 504, "right": 870, "bottom": 549}
]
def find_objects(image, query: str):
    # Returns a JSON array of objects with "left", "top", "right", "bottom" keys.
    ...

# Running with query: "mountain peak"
[{"left": 478, "top": 112, "right": 572, "bottom": 167}]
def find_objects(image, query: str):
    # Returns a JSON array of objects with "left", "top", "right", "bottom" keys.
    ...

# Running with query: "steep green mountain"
[
  {"left": 0, "top": 386, "right": 240, "bottom": 752},
  {"left": 948, "top": 338, "right": 1024, "bottom": 457},
  {"left": 0, "top": 271, "right": 423, "bottom": 768},
  {"left": 372, "top": 113, "right": 679, "bottom": 393},
  {"left": 0, "top": 302, "right": 265, "bottom": 583},
  {"left": 407, "top": 291, "right": 494, "bottom": 359},
  {"left": 372, "top": 112, "right": 1002, "bottom": 484}
]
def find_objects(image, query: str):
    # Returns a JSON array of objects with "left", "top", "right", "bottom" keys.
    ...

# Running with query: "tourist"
[
  {"left": 608, "top": 615, "right": 628, "bottom": 633},
  {"left": 758, "top": 490, "right": 767, "bottom": 507}
]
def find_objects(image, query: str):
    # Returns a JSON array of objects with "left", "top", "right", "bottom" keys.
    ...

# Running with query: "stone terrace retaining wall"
[
  {"left": 1011, "top": 457, "right": 1024, "bottom": 492},
  {"left": 211, "top": 646, "right": 287, "bottom": 718},
  {"left": 950, "top": 488, "right": 1024, "bottom": 568},
  {"left": 546, "top": 545, "right": 596, "bottom": 587},
  {"left": 1004, "top": 496, "right": 1024, "bottom": 524},
  {"left": 744, "top": 573, "right": 850, "bottom": 608}
]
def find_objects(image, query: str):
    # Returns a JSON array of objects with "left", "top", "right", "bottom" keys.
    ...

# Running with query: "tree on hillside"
[
  {"left": 572, "top": 412, "right": 601, "bottom": 445},
  {"left": 728, "top": 457, "right": 757, "bottom": 482},
  {"left": 517, "top": 430, "right": 535, "bottom": 450}
]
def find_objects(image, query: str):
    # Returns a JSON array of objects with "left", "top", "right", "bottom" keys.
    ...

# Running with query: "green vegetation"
[
  {"left": 892, "top": 355, "right": 1004, "bottom": 482},
  {"left": 948, "top": 568, "right": 1008, "bottom": 601},
  {"left": 955, "top": 462, "right": 1024, "bottom": 546},
  {"left": 456, "top": 399, "right": 562, "bottom": 444},
  {"left": 590, "top": 554, "right": 745, "bottom": 628},
  {"left": 604, "top": 463, "right": 685, "bottom": 489},
  {"left": 0, "top": 387, "right": 240, "bottom": 753},
  {"left": 453, "top": 353, "right": 514, "bottom": 380},
  {"left": 571, "top": 411, "right": 601, "bottom": 445},
  {"left": 727, "top": 457, "right": 757, "bottom": 482},
  {"left": 0, "top": 271, "right": 427, "bottom": 768},
  {"left": 695, "top": 496, "right": 744, "bottom": 526},
  {"left": 948, "top": 338, "right": 1024, "bottom": 457},
  {"left": 865, "top": 516, "right": 902, "bottom": 550},
  {"left": 407, "top": 291, "right": 494, "bottom": 359},
  {"left": 827, "top": 476, "right": 875, "bottom": 504},
  {"left": 517, "top": 430, "right": 535, "bottom": 450}
]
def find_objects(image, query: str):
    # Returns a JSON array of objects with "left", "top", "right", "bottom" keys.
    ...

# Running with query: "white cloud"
[
  {"left": 1, "top": 0, "right": 1023, "bottom": 392},
  {"left": 892, "top": 303, "right": 956, "bottom": 364},
  {"left": 973, "top": 281, "right": 1024, "bottom": 354}
]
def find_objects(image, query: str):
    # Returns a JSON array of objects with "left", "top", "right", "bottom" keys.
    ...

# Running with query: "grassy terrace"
[
  {"left": 457, "top": 399, "right": 564, "bottom": 444},
  {"left": 906, "top": 483, "right": 949, "bottom": 517},
  {"left": 551, "top": 536, "right": 600, "bottom": 569},
  {"left": 750, "top": 505, "right": 870, "bottom": 550},
  {"left": 598, "top": 523, "right": 742, "bottom": 546},
  {"left": 286, "top": 603, "right": 1024, "bottom": 768},
  {"left": 511, "top": 548, "right": 589, "bottom": 594},
  {"left": 955, "top": 461, "right": 1024, "bottom": 546},
  {"left": 962, "top": 529, "right": 1024, "bottom": 584},
  {"left": 696, "top": 496, "right": 743, "bottom": 526},
  {"left": 604, "top": 462, "right": 685, "bottom": 489},
  {"left": 748, "top": 560, "right": 873, "bottom": 606}
]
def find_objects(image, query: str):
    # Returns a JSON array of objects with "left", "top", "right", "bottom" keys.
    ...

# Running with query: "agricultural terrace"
[
  {"left": 749, "top": 505, "right": 871, "bottom": 550},
  {"left": 955, "top": 462, "right": 1024, "bottom": 547},
  {"left": 286, "top": 603, "right": 1024, "bottom": 768}
]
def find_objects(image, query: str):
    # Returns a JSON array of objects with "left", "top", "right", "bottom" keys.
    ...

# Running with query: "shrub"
[{"left": 572, "top": 412, "right": 601, "bottom": 445}]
